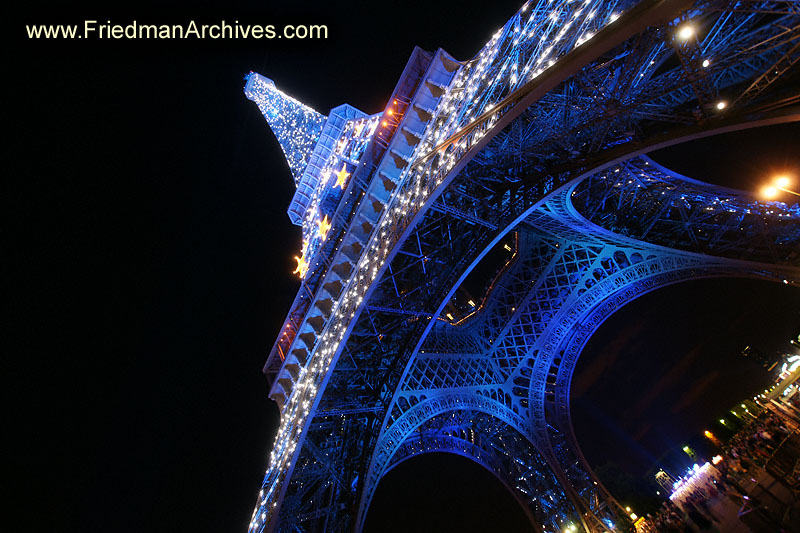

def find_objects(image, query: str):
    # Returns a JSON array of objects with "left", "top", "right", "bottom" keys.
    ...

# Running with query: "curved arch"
[
  {"left": 550, "top": 273, "right": 800, "bottom": 510},
  {"left": 363, "top": 408, "right": 574, "bottom": 533},
  {"left": 533, "top": 264, "right": 796, "bottom": 509},
  {"left": 516, "top": 179, "right": 800, "bottom": 514},
  {"left": 249, "top": 1, "right": 800, "bottom": 527},
  {"left": 565, "top": 156, "right": 800, "bottom": 265},
  {"left": 359, "top": 393, "right": 533, "bottom": 524},
  {"left": 368, "top": 136, "right": 800, "bottom": 526},
  {"left": 352, "top": 51, "right": 800, "bottom": 533},
  {"left": 403, "top": 111, "right": 800, "bottom": 388}
]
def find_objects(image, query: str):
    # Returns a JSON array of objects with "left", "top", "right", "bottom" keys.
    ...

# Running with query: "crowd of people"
[
  {"left": 637, "top": 402, "right": 799, "bottom": 532},
  {"left": 640, "top": 464, "right": 724, "bottom": 532}
]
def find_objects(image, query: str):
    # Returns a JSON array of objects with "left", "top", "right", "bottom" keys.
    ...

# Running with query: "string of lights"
[
  {"left": 244, "top": 0, "right": 800, "bottom": 529},
  {"left": 244, "top": 74, "right": 327, "bottom": 184},
  {"left": 246, "top": 1, "right": 644, "bottom": 530}
]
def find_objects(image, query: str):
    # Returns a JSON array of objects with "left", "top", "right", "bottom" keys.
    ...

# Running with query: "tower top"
[{"left": 244, "top": 73, "right": 326, "bottom": 184}]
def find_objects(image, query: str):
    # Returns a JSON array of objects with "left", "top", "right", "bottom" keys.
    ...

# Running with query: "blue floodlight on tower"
[
  {"left": 242, "top": 1, "right": 800, "bottom": 531},
  {"left": 244, "top": 73, "right": 326, "bottom": 185},
  {"left": 244, "top": 72, "right": 382, "bottom": 277}
]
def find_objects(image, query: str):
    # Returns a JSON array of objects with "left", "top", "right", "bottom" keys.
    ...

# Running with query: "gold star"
[
  {"left": 317, "top": 215, "right": 332, "bottom": 242},
  {"left": 293, "top": 254, "right": 309, "bottom": 278},
  {"left": 334, "top": 163, "right": 350, "bottom": 189}
]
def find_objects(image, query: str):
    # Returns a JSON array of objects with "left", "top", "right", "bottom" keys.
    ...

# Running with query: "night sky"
[{"left": 8, "top": 1, "right": 800, "bottom": 532}]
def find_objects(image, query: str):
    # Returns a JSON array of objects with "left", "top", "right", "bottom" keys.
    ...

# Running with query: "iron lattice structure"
[{"left": 243, "top": 1, "right": 800, "bottom": 531}]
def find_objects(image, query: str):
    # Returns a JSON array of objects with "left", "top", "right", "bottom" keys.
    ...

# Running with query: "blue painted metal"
[
  {"left": 244, "top": 73, "right": 327, "bottom": 185},
  {"left": 244, "top": 1, "right": 800, "bottom": 531}
]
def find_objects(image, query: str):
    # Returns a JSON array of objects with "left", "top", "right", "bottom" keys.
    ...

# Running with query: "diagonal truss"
[{"left": 244, "top": 1, "right": 800, "bottom": 532}]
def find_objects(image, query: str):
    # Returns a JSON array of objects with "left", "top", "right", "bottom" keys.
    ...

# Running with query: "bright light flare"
[
  {"left": 716, "top": 101, "right": 726, "bottom": 110},
  {"left": 762, "top": 186, "right": 779, "bottom": 199},
  {"left": 677, "top": 24, "right": 694, "bottom": 40},
  {"left": 776, "top": 176, "right": 790, "bottom": 188}
]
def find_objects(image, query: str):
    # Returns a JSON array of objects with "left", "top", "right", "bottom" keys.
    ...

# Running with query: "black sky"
[
  {"left": 571, "top": 278, "right": 800, "bottom": 479},
  {"left": 8, "top": 1, "right": 800, "bottom": 532}
]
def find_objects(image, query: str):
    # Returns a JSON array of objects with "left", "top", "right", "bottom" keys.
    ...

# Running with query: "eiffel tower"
[{"left": 243, "top": 1, "right": 800, "bottom": 531}]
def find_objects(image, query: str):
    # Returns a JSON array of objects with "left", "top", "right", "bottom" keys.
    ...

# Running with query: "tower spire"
[{"left": 244, "top": 73, "right": 326, "bottom": 184}]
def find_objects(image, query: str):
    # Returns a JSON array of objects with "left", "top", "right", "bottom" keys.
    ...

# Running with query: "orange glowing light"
[
  {"left": 317, "top": 214, "right": 332, "bottom": 241},
  {"left": 293, "top": 254, "right": 309, "bottom": 278},
  {"left": 762, "top": 185, "right": 779, "bottom": 199},
  {"left": 334, "top": 163, "right": 350, "bottom": 189}
]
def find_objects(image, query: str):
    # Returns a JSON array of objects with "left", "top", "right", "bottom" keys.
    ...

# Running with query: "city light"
[
  {"left": 704, "top": 430, "right": 722, "bottom": 446},
  {"left": 671, "top": 462, "right": 712, "bottom": 501},
  {"left": 715, "top": 100, "right": 726, "bottom": 110},
  {"left": 677, "top": 24, "right": 694, "bottom": 40},
  {"left": 761, "top": 175, "right": 800, "bottom": 198}
]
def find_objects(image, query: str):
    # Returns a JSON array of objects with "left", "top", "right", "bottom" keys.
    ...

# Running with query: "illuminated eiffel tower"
[{"left": 243, "top": 1, "right": 800, "bottom": 531}]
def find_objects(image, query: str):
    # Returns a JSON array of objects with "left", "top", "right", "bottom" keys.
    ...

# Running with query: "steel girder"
[
  {"left": 386, "top": 409, "right": 570, "bottom": 532},
  {"left": 269, "top": 159, "right": 800, "bottom": 532},
  {"left": 356, "top": 170, "right": 799, "bottom": 531},
  {"left": 249, "top": 1, "right": 800, "bottom": 532}
]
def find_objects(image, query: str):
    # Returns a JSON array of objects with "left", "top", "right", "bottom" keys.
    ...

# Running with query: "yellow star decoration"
[
  {"left": 317, "top": 215, "right": 332, "bottom": 242},
  {"left": 334, "top": 163, "right": 350, "bottom": 190},
  {"left": 293, "top": 253, "right": 309, "bottom": 278}
]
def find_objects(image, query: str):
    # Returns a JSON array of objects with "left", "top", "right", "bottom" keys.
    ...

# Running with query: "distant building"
[
  {"left": 655, "top": 470, "right": 678, "bottom": 493},
  {"left": 741, "top": 345, "right": 779, "bottom": 372}
]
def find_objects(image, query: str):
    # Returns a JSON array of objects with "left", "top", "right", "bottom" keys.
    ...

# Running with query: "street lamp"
[
  {"left": 677, "top": 24, "right": 694, "bottom": 40},
  {"left": 762, "top": 175, "right": 800, "bottom": 199}
]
